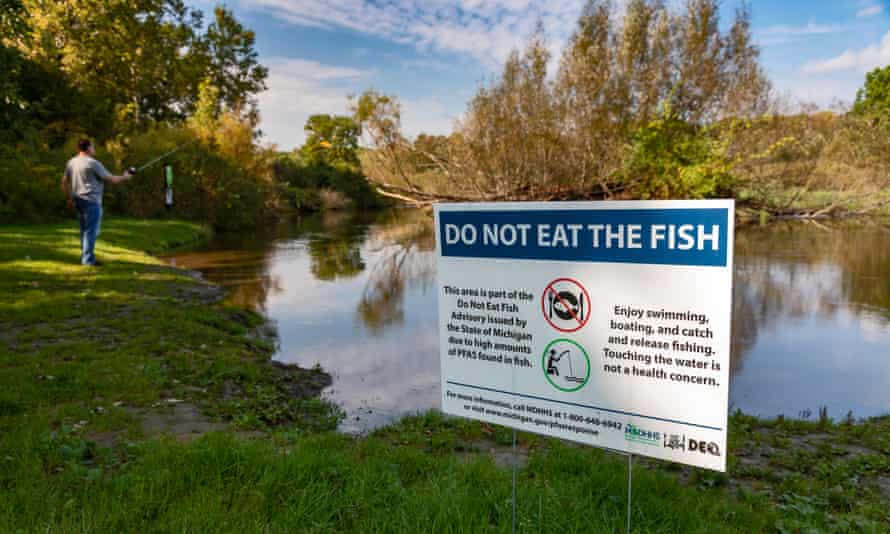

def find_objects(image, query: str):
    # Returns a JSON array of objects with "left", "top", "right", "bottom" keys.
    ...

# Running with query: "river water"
[{"left": 166, "top": 209, "right": 890, "bottom": 432}]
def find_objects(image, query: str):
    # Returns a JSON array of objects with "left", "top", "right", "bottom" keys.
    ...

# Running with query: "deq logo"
[
  {"left": 663, "top": 434, "right": 721, "bottom": 456},
  {"left": 624, "top": 424, "right": 661, "bottom": 446}
]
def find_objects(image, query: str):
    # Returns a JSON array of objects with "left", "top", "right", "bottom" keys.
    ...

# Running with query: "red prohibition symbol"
[{"left": 541, "top": 277, "right": 591, "bottom": 332}]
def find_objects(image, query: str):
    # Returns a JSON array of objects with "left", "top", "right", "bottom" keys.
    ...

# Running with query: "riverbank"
[
  {"left": 734, "top": 189, "right": 890, "bottom": 223},
  {"left": 1, "top": 218, "right": 888, "bottom": 531}
]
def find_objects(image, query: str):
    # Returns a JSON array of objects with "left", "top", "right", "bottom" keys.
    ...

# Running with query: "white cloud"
[
  {"left": 269, "top": 58, "right": 373, "bottom": 80},
  {"left": 257, "top": 57, "right": 458, "bottom": 148},
  {"left": 242, "top": 0, "right": 585, "bottom": 67},
  {"left": 257, "top": 58, "right": 373, "bottom": 149},
  {"left": 401, "top": 98, "right": 458, "bottom": 139},
  {"left": 773, "top": 75, "right": 861, "bottom": 108},
  {"left": 760, "top": 22, "right": 847, "bottom": 36},
  {"left": 802, "top": 30, "right": 890, "bottom": 74},
  {"left": 756, "top": 21, "right": 847, "bottom": 46},
  {"left": 856, "top": 5, "right": 883, "bottom": 18}
]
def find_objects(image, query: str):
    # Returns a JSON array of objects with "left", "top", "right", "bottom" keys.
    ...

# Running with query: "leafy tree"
[
  {"left": 12, "top": 2, "right": 266, "bottom": 134},
  {"left": 18, "top": 0, "right": 203, "bottom": 127},
  {"left": 200, "top": 7, "right": 268, "bottom": 117},
  {"left": 853, "top": 65, "right": 890, "bottom": 117},
  {"left": 189, "top": 78, "right": 223, "bottom": 141},
  {"left": 0, "top": 0, "right": 28, "bottom": 139},
  {"left": 300, "top": 114, "right": 360, "bottom": 167},
  {"left": 356, "top": 0, "right": 769, "bottom": 202}
]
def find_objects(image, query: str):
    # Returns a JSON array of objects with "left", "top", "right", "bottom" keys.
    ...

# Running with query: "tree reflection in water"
[
  {"left": 731, "top": 218, "right": 890, "bottom": 376},
  {"left": 357, "top": 210, "right": 436, "bottom": 333},
  {"left": 307, "top": 212, "right": 368, "bottom": 281}
]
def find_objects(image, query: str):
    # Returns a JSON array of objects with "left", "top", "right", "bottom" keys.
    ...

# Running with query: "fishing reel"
[{"left": 127, "top": 167, "right": 137, "bottom": 176}]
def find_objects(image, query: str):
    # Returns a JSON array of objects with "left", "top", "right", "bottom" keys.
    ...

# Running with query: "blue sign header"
[{"left": 438, "top": 208, "right": 729, "bottom": 267}]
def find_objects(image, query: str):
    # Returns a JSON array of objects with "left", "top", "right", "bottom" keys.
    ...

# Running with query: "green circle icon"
[{"left": 542, "top": 338, "right": 590, "bottom": 392}]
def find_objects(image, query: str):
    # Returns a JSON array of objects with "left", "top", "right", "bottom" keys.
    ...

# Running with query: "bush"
[
  {"left": 0, "top": 135, "right": 76, "bottom": 223},
  {"left": 105, "top": 125, "right": 274, "bottom": 231},
  {"left": 0, "top": 123, "right": 276, "bottom": 230},
  {"left": 271, "top": 155, "right": 383, "bottom": 211},
  {"left": 620, "top": 109, "right": 734, "bottom": 200}
]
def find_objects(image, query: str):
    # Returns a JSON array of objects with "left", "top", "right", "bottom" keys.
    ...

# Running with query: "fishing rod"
[{"left": 127, "top": 140, "right": 195, "bottom": 174}]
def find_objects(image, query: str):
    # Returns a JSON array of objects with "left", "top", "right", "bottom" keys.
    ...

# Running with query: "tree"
[
  {"left": 189, "top": 78, "right": 222, "bottom": 140},
  {"left": 16, "top": 0, "right": 203, "bottom": 128},
  {"left": 12, "top": 2, "right": 266, "bottom": 135},
  {"left": 853, "top": 65, "right": 890, "bottom": 117},
  {"left": 300, "top": 114, "right": 360, "bottom": 167},
  {"left": 200, "top": 7, "right": 268, "bottom": 117},
  {"left": 356, "top": 0, "right": 770, "bottom": 203},
  {"left": 0, "top": 0, "right": 29, "bottom": 138}
]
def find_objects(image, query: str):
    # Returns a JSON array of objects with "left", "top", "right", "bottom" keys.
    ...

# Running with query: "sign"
[
  {"left": 164, "top": 165, "right": 174, "bottom": 209},
  {"left": 435, "top": 200, "right": 734, "bottom": 471}
]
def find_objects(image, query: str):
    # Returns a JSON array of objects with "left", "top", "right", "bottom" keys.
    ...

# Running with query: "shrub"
[{"left": 620, "top": 109, "right": 734, "bottom": 199}]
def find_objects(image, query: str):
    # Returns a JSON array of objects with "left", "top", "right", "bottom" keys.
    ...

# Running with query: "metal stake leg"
[
  {"left": 512, "top": 429, "right": 517, "bottom": 534},
  {"left": 627, "top": 453, "right": 633, "bottom": 534}
]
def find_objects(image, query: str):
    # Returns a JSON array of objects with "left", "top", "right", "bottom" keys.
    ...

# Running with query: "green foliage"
[
  {"left": 0, "top": 1, "right": 279, "bottom": 228},
  {"left": 202, "top": 6, "right": 268, "bottom": 115},
  {"left": 272, "top": 151, "right": 382, "bottom": 212},
  {"left": 300, "top": 114, "right": 360, "bottom": 167},
  {"left": 620, "top": 106, "right": 734, "bottom": 199},
  {"left": 0, "top": 1, "right": 28, "bottom": 141},
  {"left": 15, "top": 1, "right": 266, "bottom": 129},
  {"left": 853, "top": 65, "right": 890, "bottom": 117},
  {"left": 190, "top": 78, "right": 223, "bottom": 138},
  {"left": 107, "top": 123, "right": 272, "bottom": 231},
  {"left": 0, "top": 121, "right": 274, "bottom": 230},
  {"left": 853, "top": 65, "right": 890, "bottom": 113},
  {"left": 0, "top": 135, "right": 80, "bottom": 221}
]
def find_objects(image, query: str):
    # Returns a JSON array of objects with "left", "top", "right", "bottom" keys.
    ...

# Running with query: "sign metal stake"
[
  {"left": 627, "top": 453, "right": 633, "bottom": 534},
  {"left": 512, "top": 428, "right": 517, "bottom": 534}
]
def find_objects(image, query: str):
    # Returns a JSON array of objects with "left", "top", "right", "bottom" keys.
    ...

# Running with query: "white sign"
[{"left": 435, "top": 200, "right": 734, "bottom": 471}]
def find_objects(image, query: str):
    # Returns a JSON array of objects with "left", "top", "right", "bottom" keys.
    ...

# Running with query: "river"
[{"left": 166, "top": 209, "right": 890, "bottom": 432}]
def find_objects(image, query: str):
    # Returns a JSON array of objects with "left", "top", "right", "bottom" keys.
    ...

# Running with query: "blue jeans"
[{"left": 75, "top": 198, "right": 102, "bottom": 265}]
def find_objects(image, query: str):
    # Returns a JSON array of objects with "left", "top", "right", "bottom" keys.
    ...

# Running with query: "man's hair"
[{"left": 77, "top": 139, "right": 92, "bottom": 153}]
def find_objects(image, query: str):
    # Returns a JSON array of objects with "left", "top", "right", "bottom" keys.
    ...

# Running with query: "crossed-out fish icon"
[{"left": 547, "top": 289, "right": 584, "bottom": 322}]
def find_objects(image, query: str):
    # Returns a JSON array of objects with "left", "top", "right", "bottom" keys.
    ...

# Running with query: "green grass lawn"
[{"left": 0, "top": 217, "right": 887, "bottom": 532}]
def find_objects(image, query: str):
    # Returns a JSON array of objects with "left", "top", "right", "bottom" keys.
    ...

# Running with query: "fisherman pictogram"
[{"left": 542, "top": 339, "right": 590, "bottom": 392}]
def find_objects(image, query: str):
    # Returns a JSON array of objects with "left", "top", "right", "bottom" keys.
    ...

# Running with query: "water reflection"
[
  {"left": 359, "top": 215, "right": 436, "bottom": 333},
  {"left": 167, "top": 212, "right": 890, "bottom": 431},
  {"left": 730, "top": 219, "right": 890, "bottom": 419}
]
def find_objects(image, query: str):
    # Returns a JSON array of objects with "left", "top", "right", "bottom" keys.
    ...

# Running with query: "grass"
[{"left": 1, "top": 217, "right": 888, "bottom": 532}]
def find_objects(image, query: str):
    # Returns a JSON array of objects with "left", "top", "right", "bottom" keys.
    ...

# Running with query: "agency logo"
[
  {"left": 624, "top": 424, "right": 661, "bottom": 446},
  {"left": 663, "top": 434, "right": 721, "bottom": 456}
]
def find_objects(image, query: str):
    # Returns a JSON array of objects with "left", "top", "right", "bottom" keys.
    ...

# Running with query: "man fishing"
[{"left": 61, "top": 139, "right": 133, "bottom": 266}]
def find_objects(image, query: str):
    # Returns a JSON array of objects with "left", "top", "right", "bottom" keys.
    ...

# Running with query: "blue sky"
[{"left": 196, "top": 1, "right": 890, "bottom": 149}]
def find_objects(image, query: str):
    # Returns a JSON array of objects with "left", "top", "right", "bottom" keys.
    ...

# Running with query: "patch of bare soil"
[
  {"left": 138, "top": 402, "right": 228, "bottom": 442},
  {"left": 144, "top": 264, "right": 223, "bottom": 304}
]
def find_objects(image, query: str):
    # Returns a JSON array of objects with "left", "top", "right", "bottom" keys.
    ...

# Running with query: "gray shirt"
[{"left": 65, "top": 155, "right": 111, "bottom": 203}]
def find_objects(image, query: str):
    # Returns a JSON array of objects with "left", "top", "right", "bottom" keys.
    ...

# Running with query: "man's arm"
[
  {"left": 94, "top": 161, "right": 132, "bottom": 184},
  {"left": 104, "top": 172, "right": 133, "bottom": 184}
]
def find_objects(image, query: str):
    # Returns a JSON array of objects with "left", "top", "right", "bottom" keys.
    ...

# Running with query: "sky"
[{"left": 195, "top": 0, "right": 890, "bottom": 150}]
